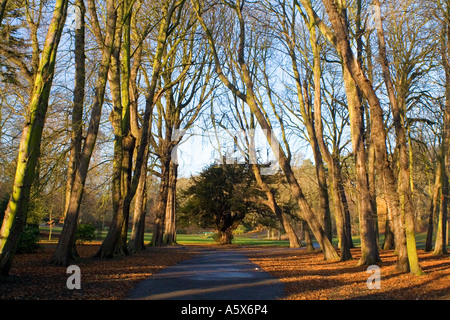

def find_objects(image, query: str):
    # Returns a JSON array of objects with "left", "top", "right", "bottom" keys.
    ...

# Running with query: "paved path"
[{"left": 127, "top": 249, "right": 284, "bottom": 300}]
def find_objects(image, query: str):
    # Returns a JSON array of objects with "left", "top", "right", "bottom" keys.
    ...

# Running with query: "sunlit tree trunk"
[
  {"left": 373, "top": 0, "right": 423, "bottom": 274},
  {"left": 52, "top": 0, "right": 116, "bottom": 265},
  {"left": 435, "top": 3, "right": 450, "bottom": 255},
  {"left": 426, "top": 164, "right": 440, "bottom": 252},
  {"left": 250, "top": 162, "right": 301, "bottom": 248},
  {"left": 128, "top": 155, "right": 148, "bottom": 253},
  {"left": 0, "top": 0, "right": 69, "bottom": 274},
  {"left": 307, "top": 17, "right": 352, "bottom": 260}
]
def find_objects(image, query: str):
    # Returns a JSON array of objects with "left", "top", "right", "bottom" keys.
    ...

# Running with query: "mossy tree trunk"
[{"left": 0, "top": 0, "right": 69, "bottom": 275}]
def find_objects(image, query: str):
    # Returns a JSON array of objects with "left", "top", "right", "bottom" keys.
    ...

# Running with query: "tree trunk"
[
  {"left": 383, "top": 208, "right": 395, "bottom": 250},
  {"left": 373, "top": 0, "right": 423, "bottom": 274},
  {"left": 426, "top": 164, "right": 441, "bottom": 252},
  {"left": 303, "top": 220, "right": 315, "bottom": 251},
  {"left": 434, "top": 155, "right": 448, "bottom": 255},
  {"left": 435, "top": 8, "right": 450, "bottom": 255},
  {"left": 219, "top": 228, "right": 233, "bottom": 245},
  {"left": 64, "top": 0, "right": 85, "bottom": 223},
  {"left": 105, "top": 8, "right": 127, "bottom": 255},
  {"left": 307, "top": 19, "right": 352, "bottom": 260},
  {"left": 0, "top": 0, "right": 69, "bottom": 275},
  {"left": 250, "top": 162, "right": 301, "bottom": 248},
  {"left": 342, "top": 66, "right": 380, "bottom": 266},
  {"left": 128, "top": 151, "right": 148, "bottom": 253},
  {"left": 151, "top": 157, "right": 170, "bottom": 247},
  {"left": 51, "top": 0, "right": 116, "bottom": 265},
  {"left": 164, "top": 160, "right": 178, "bottom": 245}
]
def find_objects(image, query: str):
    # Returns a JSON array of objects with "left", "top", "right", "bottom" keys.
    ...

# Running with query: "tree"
[
  {"left": 180, "top": 163, "right": 267, "bottom": 244},
  {"left": 51, "top": 0, "right": 117, "bottom": 266},
  {"left": 0, "top": 0, "right": 69, "bottom": 275}
]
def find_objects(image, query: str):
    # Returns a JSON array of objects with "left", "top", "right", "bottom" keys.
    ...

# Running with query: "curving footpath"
[{"left": 127, "top": 249, "right": 285, "bottom": 300}]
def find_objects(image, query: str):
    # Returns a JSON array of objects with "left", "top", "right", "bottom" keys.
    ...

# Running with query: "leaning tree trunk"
[
  {"left": 250, "top": 162, "right": 301, "bottom": 248},
  {"left": 51, "top": 0, "right": 116, "bottom": 266},
  {"left": 342, "top": 66, "right": 380, "bottom": 266},
  {"left": 303, "top": 220, "right": 315, "bottom": 252},
  {"left": 128, "top": 159, "right": 148, "bottom": 253},
  {"left": 0, "top": 0, "right": 69, "bottom": 275},
  {"left": 373, "top": 0, "right": 423, "bottom": 274},
  {"left": 307, "top": 21, "right": 352, "bottom": 260}
]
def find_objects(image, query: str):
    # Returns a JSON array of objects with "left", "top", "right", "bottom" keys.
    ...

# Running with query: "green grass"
[{"left": 38, "top": 225, "right": 449, "bottom": 249}]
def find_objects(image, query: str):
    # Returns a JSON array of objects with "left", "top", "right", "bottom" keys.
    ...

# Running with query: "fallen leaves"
[
  {"left": 0, "top": 243, "right": 448, "bottom": 300},
  {"left": 0, "top": 243, "right": 200, "bottom": 300},
  {"left": 243, "top": 247, "right": 450, "bottom": 300}
]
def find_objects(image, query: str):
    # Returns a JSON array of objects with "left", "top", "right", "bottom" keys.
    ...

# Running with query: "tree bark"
[
  {"left": 51, "top": 0, "right": 116, "bottom": 265},
  {"left": 128, "top": 149, "right": 148, "bottom": 253},
  {"left": 426, "top": 164, "right": 440, "bottom": 252},
  {"left": 250, "top": 162, "right": 301, "bottom": 248},
  {"left": 164, "top": 160, "right": 178, "bottom": 245},
  {"left": 373, "top": 0, "right": 423, "bottom": 274},
  {"left": 64, "top": 0, "right": 85, "bottom": 225},
  {"left": 150, "top": 156, "right": 170, "bottom": 247},
  {"left": 434, "top": 6, "right": 450, "bottom": 255},
  {"left": 1, "top": 0, "right": 70, "bottom": 274}
]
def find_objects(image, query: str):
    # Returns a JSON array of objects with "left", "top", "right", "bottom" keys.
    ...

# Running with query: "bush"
[
  {"left": 17, "top": 224, "right": 40, "bottom": 254},
  {"left": 75, "top": 223, "right": 96, "bottom": 244}
]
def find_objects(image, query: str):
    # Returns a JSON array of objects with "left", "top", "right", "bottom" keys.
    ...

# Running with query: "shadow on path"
[{"left": 127, "top": 249, "right": 284, "bottom": 300}]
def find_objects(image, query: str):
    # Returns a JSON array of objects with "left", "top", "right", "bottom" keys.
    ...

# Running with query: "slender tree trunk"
[
  {"left": 383, "top": 208, "right": 395, "bottom": 250},
  {"left": 306, "top": 19, "right": 352, "bottom": 260},
  {"left": 0, "top": 0, "right": 69, "bottom": 275},
  {"left": 105, "top": 5, "right": 127, "bottom": 255},
  {"left": 372, "top": 0, "right": 423, "bottom": 274},
  {"left": 164, "top": 160, "right": 178, "bottom": 245},
  {"left": 117, "top": 2, "right": 135, "bottom": 254},
  {"left": 128, "top": 157, "right": 148, "bottom": 253},
  {"left": 435, "top": 8, "right": 450, "bottom": 255},
  {"left": 339, "top": 175, "right": 354, "bottom": 249},
  {"left": 303, "top": 220, "right": 315, "bottom": 251},
  {"left": 51, "top": 0, "right": 116, "bottom": 265},
  {"left": 127, "top": 31, "right": 146, "bottom": 253},
  {"left": 250, "top": 162, "right": 301, "bottom": 248},
  {"left": 128, "top": 135, "right": 148, "bottom": 253},
  {"left": 426, "top": 164, "right": 441, "bottom": 252},
  {"left": 62, "top": 0, "right": 85, "bottom": 260},
  {"left": 284, "top": 15, "right": 332, "bottom": 242},
  {"left": 64, "top": 0, "right": 85, "bottom": 223},
  {"left": 435, "top": 154, "right": 448, "bottom": 255},
  {"left": 151, "top": 156, "right": 170, "bottom": 247}
]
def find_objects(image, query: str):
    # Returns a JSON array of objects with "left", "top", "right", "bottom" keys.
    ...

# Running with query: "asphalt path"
[{"left": 127, "top": 248, "right": 285, "bottom": 300}]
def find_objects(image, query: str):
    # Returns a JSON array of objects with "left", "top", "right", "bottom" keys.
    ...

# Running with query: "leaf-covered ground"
[
  {"left": 243, "top": 247, "right": 450, "bottom": 300},
  {"left": 0, "top": 243, "right": 448, "bottom": 300},
  {"left": 0, "top": 243, "right": 200, "bottom": 300}
]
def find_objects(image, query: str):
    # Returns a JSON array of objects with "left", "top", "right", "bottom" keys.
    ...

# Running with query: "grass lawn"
[{"left": 38, "top": 225, "right": 449, "bottom": 250}]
